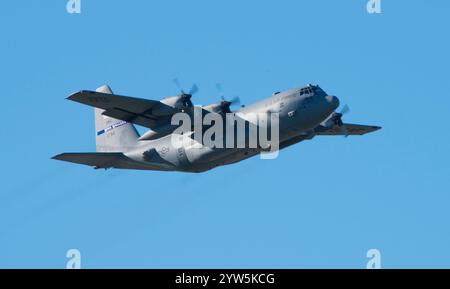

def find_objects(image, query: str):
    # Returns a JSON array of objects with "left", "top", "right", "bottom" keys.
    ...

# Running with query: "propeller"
[
  {"left": 216, "top": 83, "right": 241, "bottom": 114},
  {"left": 333, "top": 104, "right": 351, "bottom": 137},
  {"left": 173, "top": 78, "right": 198, "bottom": 108}
]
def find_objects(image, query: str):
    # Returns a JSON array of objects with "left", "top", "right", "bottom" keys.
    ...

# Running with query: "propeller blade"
[
  {"left": 215, "top": 83, "right": 242, "bottom": 113},
  {"left": 340, "top": 104, "right": 350, "bottom": 115},
  {"left": 173, "top": 78, "right": 197, "bottom": 107},
  {"left": 189, "top": 84, "right": 199, "bottom": 95},
  {"left": 216, "top": 83, "right": 226, "bottom": 101},
  {"left": 229, "top": 96, "right": 241, "bottom": 106},
  {"left": 173, "top": 78, "right": 183, "bottom": 93},
  {"left": 216, "top": 83, "right": 223, "bottom": 94},
  {"left": 334, "top": 104, "right": 350, "bottom": 137}
]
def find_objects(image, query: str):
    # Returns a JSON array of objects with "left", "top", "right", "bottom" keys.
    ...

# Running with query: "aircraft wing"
[
  {"left": 315, "top": 123, "right": 381, "bottom": 136},
  {"left": 67, "top": 90, "right": 179, "bottom": 129},
  {"left": 52, "top": 152, "right": 170, "bottom": 170}
]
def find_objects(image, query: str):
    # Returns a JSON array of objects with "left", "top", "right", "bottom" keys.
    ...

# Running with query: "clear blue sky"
[{"left": 1, "top": 0, "right": 449, "bottom": 268}]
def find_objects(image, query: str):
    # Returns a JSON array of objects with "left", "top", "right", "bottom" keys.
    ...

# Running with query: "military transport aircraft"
[{"left": 52, "top": 82, "right": 381, "bottom": 172}]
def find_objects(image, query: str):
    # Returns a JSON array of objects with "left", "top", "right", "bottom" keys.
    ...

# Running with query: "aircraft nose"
[{"left": 325, "top": 95, "right": 340, "bottom": 110}]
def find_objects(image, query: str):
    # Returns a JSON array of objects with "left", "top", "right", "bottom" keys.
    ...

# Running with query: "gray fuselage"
[{"left": 123, "top": 85, "right": 339, "bottom": 172}]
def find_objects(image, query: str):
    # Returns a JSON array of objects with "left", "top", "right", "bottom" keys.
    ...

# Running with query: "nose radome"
[{"left": 325, "top": 95, "right": 340, "bottom": 110}]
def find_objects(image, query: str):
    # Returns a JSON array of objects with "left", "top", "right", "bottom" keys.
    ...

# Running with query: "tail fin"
[{"left": 95, "top": 85, "right": 140, "bottom": 152}]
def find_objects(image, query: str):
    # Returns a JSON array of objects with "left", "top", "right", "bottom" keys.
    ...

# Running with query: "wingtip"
[
  {"left": 66, "top": 91, "right": 81, "bottom": 101},
  {"left": 51, "top": 153, "right": 63, "bottom": 160},
  {"left": 66, "top": 90, "right": 95, "bottom": 101}
]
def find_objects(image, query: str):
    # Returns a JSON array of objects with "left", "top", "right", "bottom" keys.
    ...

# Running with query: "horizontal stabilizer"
[
  {"left": 52, "top": 152, "right": 169, "bottom": 170},
  {"left": 52, "top": 153, "right": 131, "bottom": 169}
]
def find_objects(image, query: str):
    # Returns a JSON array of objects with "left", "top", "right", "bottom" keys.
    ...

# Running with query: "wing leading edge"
[
  {"left": 315, "top": 123, "right": 381, "bottom": 136},
  {"left": 67, "top": 90, "right": 179, "bottom": 130}
]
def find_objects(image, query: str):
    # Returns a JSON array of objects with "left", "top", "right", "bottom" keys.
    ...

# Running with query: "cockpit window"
[{"left": 300, "top": 87, "right": 314, "bottom": 96}]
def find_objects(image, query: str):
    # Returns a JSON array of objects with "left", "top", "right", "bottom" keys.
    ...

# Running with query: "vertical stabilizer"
[{"left": 94, "top": 85, "right": 140, "bottom": 152}]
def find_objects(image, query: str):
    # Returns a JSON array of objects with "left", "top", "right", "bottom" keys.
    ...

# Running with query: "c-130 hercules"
[{"left": 53, "top": 81, "right": 381, "bottom": 173}]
